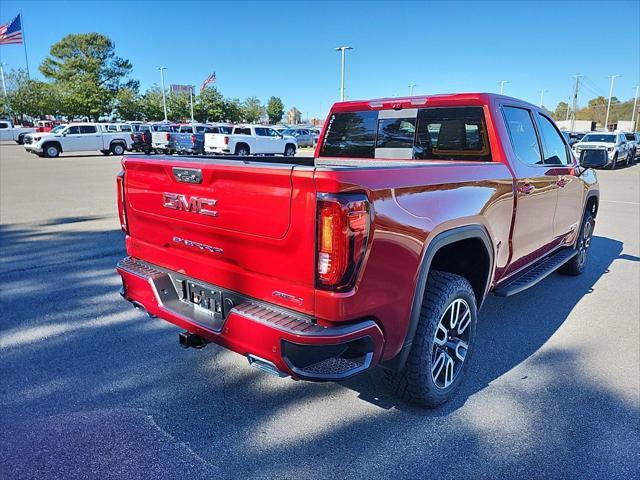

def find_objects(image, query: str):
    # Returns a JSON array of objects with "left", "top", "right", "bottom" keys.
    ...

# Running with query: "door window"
[
  {"left": 535, "top": 113, "right": 570, "bottom": 165},
  {"left": 502, "top": 107, "right": 542, "bottom": 165},
  {"left": 0, "top": 122, "right": 9, "bottom": 129},
  {"left": 254, "top": 128, "right": 269, "bottom": 136},
  {"left": 267, "top": 128, "right": 281, "bottom": 137},
  {"left": 233, "top": 127, "right": 251, "bottom": 135},
  {"left": 66, "top": 126, "right": 81, "bottom": 134}
]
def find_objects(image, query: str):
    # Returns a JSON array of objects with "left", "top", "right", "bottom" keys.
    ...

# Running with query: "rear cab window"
[{"left": 319, "top": 107, "right": 491, "bottom": 161}]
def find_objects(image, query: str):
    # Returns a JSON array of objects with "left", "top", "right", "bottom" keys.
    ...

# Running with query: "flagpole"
[{"left": 20, "top": 12, "right": 30, "bottom": 78}]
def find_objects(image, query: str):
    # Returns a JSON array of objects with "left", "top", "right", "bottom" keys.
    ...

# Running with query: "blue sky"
[{"left": 1, "top": 0, "right": 638, "bottom": 119}]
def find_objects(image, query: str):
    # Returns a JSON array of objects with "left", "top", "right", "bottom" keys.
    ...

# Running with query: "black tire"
[
  {"left": 609, "top": 154, "right": 617, "bottom": 169},
  {"left": 43, "top": 143, "right": 60, "bottom": 158},
  {"left": 235, "top": 144, "right": 250, "bottom": 156},
  {"left": 17, "top": 134, "right": 25, "bottom": 145},
  {"left": 389, "top": 271, "right": 478, "bottom": 408},
  {"left": 111, "top": 142, "right": 125, "bottom": 155},
  {"left": 284, "top": 144, "right": 296, "bottom": 157},
  {"left": 100, "top": 149, "right": 111, "bottom": 156},
  {"left": 558, "top": 211, "right": 595, "bottom": 276}
]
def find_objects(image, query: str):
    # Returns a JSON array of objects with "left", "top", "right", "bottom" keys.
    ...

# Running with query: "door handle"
[{"left": 518, "top": 184, "right": 535, "bottom": 195}]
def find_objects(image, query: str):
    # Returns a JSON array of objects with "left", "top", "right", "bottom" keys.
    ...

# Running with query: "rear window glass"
[
  {"left": 139, "top": 125, "right": 151, "bottom": 132},
  {"left": 320, "top": 111, "right": 378, "bottom": 157},
  {"left": 415, "top": 107, "right": 490, "bottom": 161},
  {"left": 376, "top": 118, "right": 416, "bottom": 148}
]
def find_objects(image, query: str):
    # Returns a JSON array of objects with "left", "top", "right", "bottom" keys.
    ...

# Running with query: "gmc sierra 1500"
[{"left": 116, "top": 93, "right": 603, "bottom": 407}]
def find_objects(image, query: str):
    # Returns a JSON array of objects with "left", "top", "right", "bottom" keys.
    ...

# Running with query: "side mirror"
[{"left": 579, "top": 149, "right": 608, "bottom": 169}]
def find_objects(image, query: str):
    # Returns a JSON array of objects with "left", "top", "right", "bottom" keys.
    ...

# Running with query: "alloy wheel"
[
  {"left": 431, "top": 298, "right": 471, "bottom": 389},
  {"left": 576, "top": 218, "right": 593, "bottom": 269}
]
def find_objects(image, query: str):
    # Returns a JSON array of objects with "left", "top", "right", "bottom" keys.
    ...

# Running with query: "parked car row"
[
  {"left": 20, "top": 120, "right": 301, "bottom": 158},
  {"left": 0, "top": 119, "right": 36, "bottom": 144},
  {"left": 572, "top": 131, "right": 639, "bottom": 169}
]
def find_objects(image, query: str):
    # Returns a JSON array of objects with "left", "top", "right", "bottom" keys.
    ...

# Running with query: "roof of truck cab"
[{"left": 330, "top": 93, "right": 537, "bottom": 112}]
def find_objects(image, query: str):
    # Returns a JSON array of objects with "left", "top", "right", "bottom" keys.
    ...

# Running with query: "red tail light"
[
  {"left": 316, "top": 194, "right": 371, "bottom": 291},
  {"left": 224, "top": 136, "right": 229, "bottom": 145},
  {"left": 116, "top": 170, "right": 128, "bottom": 234},
  {"left": 166, "top": 132, "right": 171, "bottom": 141},
  {"left": 191, "top": 134, "right": 196, "bottom": 144}
]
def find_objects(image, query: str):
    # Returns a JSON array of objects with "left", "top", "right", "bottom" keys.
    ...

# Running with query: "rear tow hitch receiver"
[{"left": 179, "top": 331, "right": 209, "bottom": 349}]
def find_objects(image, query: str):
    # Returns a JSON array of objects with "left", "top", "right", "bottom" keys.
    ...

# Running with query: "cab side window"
[
  {"left": 79, "top": 125, "right": 97, "bottom": 134},
  {"left": 502, "top": 107, "right": 542, "bottom": 165},
  {"left": 535, "top": 113, "right": 570, "bottom": 165},
  {"left": 66, "top": 126, "right": 81, "bottom": 134}
]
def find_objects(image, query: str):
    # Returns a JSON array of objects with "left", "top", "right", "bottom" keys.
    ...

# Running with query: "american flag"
[
  {"left": 200, "top": 72, "right": 216, "bottom": 93},
  {"left": 0, "top": 14, "right": 23, "bottom": 45}
]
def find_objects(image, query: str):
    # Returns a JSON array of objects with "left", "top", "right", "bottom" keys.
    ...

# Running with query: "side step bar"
[{"left": 494, "top": 247, "right": 578, "bottom": 297}]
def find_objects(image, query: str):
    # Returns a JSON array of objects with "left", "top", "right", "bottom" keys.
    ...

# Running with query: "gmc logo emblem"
[{"left": 162, "top": 192, "right": 218, "bottom": 217}]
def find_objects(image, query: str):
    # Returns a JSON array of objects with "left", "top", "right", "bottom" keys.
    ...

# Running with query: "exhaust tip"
[{"left": 247, "top": 354, "right": 288, "bottom": 378}]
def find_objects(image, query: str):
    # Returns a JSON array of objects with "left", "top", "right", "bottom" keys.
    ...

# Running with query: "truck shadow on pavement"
[{"left": 1, "top": 221, "right": 638, "bottom": 479}]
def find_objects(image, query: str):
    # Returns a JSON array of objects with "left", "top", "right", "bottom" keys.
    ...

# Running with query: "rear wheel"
[
  {"left": 44, "top": 143, "right": 60, "bottom": 158},
  {"left": 111, "top": 143, "right": 125, "bottom": 155},
  {"left": 284, "top": 144, "right": 296, "bottom": 157},
  {"left": 559, "top": 211, "right": 595, "bottom": 276},
  {"left": 235, "top": 144, "right": 250, "bottom": 156},
  {"left": 390, "top": 271, "right": 477, "bottom": 408}
]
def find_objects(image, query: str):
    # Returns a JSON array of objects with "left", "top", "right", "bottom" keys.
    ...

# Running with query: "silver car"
[{"left": 282, "top": 128, "right": 315, "bottom": 147}]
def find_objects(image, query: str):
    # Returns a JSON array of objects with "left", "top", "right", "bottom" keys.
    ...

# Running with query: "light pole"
[
  {"left": 539, "top": 89, "right": 547, "bottom": 108},
  {"left": 631, "top": 85, "right": 639, "bottom": 128},
  {"left": 498, "top": 80, "right": 509, "bottom": 94},
  {"left": 335, "top": 46, "right": 353, "bottom": 101},
  {"left": 0, "top": 63, "right": 7, "bottom": 98},
  {"left": 408, "top": 84, "right": 416, "bottom": 96},
  {"left": 604, "top": 74, "right": 620, "bottom": 132},
  {"left": 157, "top": 66, "right": 168, "bottom": 122}
]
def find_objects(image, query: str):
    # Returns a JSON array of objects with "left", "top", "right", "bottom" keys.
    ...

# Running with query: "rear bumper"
[
  {"left": 116, "top": 257, "right": 384, "bottom": 380},
  {"left": 204, "top": 146, "right": 230, "bottom": 154}
]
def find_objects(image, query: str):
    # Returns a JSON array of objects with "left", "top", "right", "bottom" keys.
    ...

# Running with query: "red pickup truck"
[{"left": 116, "top": 93, "right": 604, "bottom": 407}]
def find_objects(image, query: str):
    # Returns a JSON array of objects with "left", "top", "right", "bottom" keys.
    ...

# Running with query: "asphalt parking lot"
[{"left": 1, "top": 143, "right": 638, "bottom": 479}]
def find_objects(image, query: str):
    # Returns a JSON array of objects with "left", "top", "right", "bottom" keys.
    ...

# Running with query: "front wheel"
[
  {"left": 559, "top": 212, "right": 595, "bottom": 276},
  {"left": 390, "top": 271, "right": 477, "bottom": 408},
  {"left": 44, "top": 143, "right": 60, "bottom": 158},
  {"left": 609, "top": 154, "right": 617, "bottom": 169}
]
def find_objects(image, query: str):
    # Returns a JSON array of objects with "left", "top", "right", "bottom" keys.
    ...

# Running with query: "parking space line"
[{"left": 601, "top": 200, "right": 640, "bottom": 206}]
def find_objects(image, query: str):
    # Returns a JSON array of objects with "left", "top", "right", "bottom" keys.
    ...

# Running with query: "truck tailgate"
[
  {"left": 204, "top": 133, "right": 227, "bottom": 149},
  {"left": 122, "top": 156, "right": 317, "bottom": 314}
]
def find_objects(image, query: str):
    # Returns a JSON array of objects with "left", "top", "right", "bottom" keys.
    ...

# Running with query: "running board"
[{"left": 494, "top": 248, "right": 578, "bottom": 297}]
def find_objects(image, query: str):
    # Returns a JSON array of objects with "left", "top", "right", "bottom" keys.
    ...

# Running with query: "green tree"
[
  {"left": 115, "top": 87, "right": 143, "bottom": 120},
  {"left": 39, "top": 33, "right": 137, "bottom": 120},
  {"left": 266, "top": 96, "right": 284, "bottom": 124},
  {"left": 241, "top": 96, "right": 264, "bottom": 123},
  {"left": 223, "top": 98, "right": 242, "bottom": 123},
  {"left": 553, "top": 101, "right": 570, "bottom": 121},
  {"left": 140, "top": 86, "right": 165, "bottom": 121},
  {"left": 167, "top": 91, "right": 191, "bottom": 121},
  {"left": 196, "top": 87, "right": 225, "bottom": 122},
  {"left": 5, "top": 69, "right": 60, "bottom": 119}
]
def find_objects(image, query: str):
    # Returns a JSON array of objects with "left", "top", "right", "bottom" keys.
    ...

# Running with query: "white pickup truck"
[
  {"left": 0, "top": 119, "right": 36, "bottom": 144},
  {"left": 23, "top": 123, "right": 133, "bottom": 158},
  {"left": 204, "top": 125, "right": 297, "bottom": 156}
]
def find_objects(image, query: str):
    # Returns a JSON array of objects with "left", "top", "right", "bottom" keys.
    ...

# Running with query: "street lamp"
[
  {"left": 335, "top": 46, "right": 353, "bottom": 101},
  {"left": 408, "top": 84, "right": 416, "bottom": 96},
  {"left": 157, "top": 66, "right": 168, "bottom": 122},
  {"left": 498, "top": 80, "right": 509, "bottom": 94},
  {"left": 604, "top": 75, "right": 620, "bottom": 132},
  {"left": 0, "top": 63, "right": 7, "bottom": 98}
]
